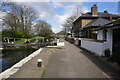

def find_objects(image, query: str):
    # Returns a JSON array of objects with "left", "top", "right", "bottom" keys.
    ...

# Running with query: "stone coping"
[{"left": 80, "top": 38, "right": 105, "bottom": 43}]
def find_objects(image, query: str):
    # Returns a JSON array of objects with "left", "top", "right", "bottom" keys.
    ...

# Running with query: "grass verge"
[{"left": 14, "top": 39, "right": 27, "bottom": 44}]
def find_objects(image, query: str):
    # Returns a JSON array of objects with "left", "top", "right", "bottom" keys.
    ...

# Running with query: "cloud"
[
  {"left": 51, "top": 2, "right": 63, "bottom": 8},
  {"left": 4, "top": 0, "right": 120, "bottom": 2},
  {"left": 4, "top": 0, "right": 89, "bottom": 33},
  {"left": 26, "top": 2, "right": 55, "bottom": 18},
  {"left": 51, "top": 3, "right": 89, "bottom": 33},
  {"left": 26, "top": 2, "right": 89, "bottom": 33}
]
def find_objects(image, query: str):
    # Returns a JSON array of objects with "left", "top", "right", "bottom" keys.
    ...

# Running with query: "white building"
[
  {"left": 81, "top": 19, "right": 120, "bottom": 56},
  {"left": 73, "top": 4, "right": 120, "bottom": 57}
]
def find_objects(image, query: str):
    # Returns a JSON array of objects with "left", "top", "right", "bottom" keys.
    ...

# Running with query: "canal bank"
[
  {"left": 0, "top": 48, "right": 43, "bottom": 79},
  {"left": 0, "top": 46, "right": 59, "bottom": 79},
  {"left": 1, "top": 46, "right": 38, "bottom": 73}
]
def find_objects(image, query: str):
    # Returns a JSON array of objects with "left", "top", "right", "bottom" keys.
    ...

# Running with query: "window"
[
  {"left": 103, "top": 29, "right": 107, "bottom": 41},
  {"left": 79, "top": 29, "right": 85, "bottom": 38},
  {"left": 92, "top": 31, "right": 97, "bottom": 40}
]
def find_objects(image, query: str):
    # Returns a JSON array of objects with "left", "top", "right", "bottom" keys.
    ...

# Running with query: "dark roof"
[
  {"left": 83, "top": 18, "right": 112, "bottom": 29},
  {"left": 74, "top": 12, "right": 120, "bottom": 23},
  {"left": 96, "top": 19, "right": 120, "bottom": 30},
  {"left": 81, "top": 12, "right": 119, "bottom": 18},
  {"left": 104, "top": 19, "right": 120, "bottom": 26}
]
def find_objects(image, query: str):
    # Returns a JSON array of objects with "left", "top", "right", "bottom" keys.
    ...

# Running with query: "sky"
[{"left": 1, "top": 0, "right": 120, "bottom": 33}]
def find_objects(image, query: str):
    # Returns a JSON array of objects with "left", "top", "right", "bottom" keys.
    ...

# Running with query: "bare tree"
[
  {"left": 62, "top": 7, "right": 83, "bottom": 35},
  {"left": 63, "top": 15, "right": 77, "bottom": 34},
  {"left": 3, "top": 12, "right": 19, "bottom": 30},
  {"left": 2, "top": 2, "right": 38, "bottom": 32}
]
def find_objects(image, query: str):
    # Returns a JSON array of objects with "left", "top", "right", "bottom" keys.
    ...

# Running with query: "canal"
[{"left": 0, "top": 46, "right": 39, "bottom": 73}]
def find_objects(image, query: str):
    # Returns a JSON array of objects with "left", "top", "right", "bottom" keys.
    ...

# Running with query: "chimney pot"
[
  {"left": 91, "top": 4, "right": 98, "bottom": 16},
  {"left": 94, "top": 4, "right": 97, "bottom": 6}
]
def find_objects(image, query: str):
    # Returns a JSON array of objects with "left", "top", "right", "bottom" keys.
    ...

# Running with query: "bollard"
[{"left": 37, "top": 59, "right": 42, "bottom": 67}]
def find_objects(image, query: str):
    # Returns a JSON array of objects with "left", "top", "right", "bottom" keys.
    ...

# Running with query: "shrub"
[
  {"left": 104, "top": 48, "right": 110, "bottom": 58},
  {"left": 2, "top": 30, "right": 30, "bottom": 38}
]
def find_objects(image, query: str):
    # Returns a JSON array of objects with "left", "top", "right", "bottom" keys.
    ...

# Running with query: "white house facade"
[
  {"left": 81, "top": 28, "right": 113, "bottom": 56},
  {"left": 81, "top": 19, "right": 120, "bottom": 56},
  {"left": 73, "top": 4, "right": 120, "bottom": 57}
]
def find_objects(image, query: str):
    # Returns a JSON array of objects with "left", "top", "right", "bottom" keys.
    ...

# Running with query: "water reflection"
[{"left": 0, "top": 47, "right": 38, "bottom": 73}]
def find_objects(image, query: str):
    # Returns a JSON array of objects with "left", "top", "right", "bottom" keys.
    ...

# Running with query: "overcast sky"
[{"left": 2, "top": 0, "right": 120, "bottom": 33}]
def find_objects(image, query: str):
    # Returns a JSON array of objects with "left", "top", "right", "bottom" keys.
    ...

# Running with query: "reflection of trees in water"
[
  {"left": 1, "top": 47, "right": 37, "bottom": 72},
  {"left": 2, "top": 47, "right": 37, "bottom": 58}
]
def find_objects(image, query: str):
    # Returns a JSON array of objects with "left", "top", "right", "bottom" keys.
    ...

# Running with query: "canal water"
[{"left": 0, "top": 46, "right": 39, "bottom": 73}]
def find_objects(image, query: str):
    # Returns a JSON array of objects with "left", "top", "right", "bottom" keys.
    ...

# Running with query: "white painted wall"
[
  {"left": 81, "top": 40, "right": 104, "bottom": 56},
  {"left": 97, "top": 28, "right": 113, "bottom": 55},
  {"left": 57, "top": 42, "right": 65, "bottom": 46},
  {"left": 81, "top": 28, "right": 113, "bottom": 56}
]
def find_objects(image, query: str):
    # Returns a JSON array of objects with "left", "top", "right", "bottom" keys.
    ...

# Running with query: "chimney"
[{"left": 91, "top": 4, "right": 98, "bottom": 16}]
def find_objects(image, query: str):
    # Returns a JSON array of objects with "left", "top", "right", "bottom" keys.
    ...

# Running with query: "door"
[{"left": 112, "top": 28, "right": 120, "bottom": 64}]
